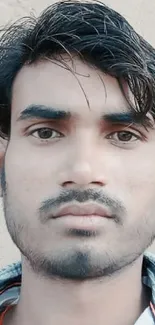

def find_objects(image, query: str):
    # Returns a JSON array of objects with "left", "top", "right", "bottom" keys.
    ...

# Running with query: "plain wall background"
[{"left": 0, "top": 0, "right": 155, "bottom": 268}]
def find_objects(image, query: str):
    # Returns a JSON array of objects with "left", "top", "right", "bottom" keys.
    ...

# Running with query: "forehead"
[{"left": 11, "top": 56, "right": 130, "bottom": 118}]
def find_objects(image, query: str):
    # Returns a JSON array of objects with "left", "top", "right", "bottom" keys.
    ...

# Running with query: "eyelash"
[
  {"left": 28, "top": 127, "right": 143, "bottom": 146},
  {"left": 106, "top": 130, "right": 141, "bottom": 142},
  {"left": 29, "top": 127, "right": 63, "bottom": 140}
]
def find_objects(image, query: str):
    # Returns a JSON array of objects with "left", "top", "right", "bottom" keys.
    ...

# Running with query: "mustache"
[{"left": 39, "top": 189, "right": 126, "bottom": 224}]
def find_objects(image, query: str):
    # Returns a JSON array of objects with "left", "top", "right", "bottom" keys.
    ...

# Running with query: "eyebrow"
[
  {"left": 17, "top": 104, "right": 143, "bottom": 125},
  {"left": 104, "top": 112, "right": 143, "bottom": 125},
  {"left": 17, "top": 105, "right": 71, "bottom": 121}
]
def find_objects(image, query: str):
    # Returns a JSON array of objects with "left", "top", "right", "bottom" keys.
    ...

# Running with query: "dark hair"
[{"left": 0, "top": 0, "right": 155, "bottom": 138}]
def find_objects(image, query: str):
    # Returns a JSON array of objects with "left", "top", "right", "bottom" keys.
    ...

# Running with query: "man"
[{"left": 0, "top": 0, "right": 155, "bottom": 324}]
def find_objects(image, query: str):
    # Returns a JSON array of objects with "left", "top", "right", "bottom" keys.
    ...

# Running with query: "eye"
[
  {"left": 107, "top": 130, "right": 141, "bottom": 143},
  {"left": 30, "top": 128, "right": 63, "bottom": 140}
]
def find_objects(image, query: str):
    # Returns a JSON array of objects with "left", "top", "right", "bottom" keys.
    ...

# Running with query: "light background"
[{"left": 0, "top": 0, "right": 155, "bottom": 268}]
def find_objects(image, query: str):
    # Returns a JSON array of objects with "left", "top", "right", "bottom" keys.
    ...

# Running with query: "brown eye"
[
  {"left": 31, "top": 128, "right": 62, "bottom": 140},
  {"left": 37, "top": 128, "right": 54, "bottom": 139},
  {"left": 106, "top": 130, "right": 140, "bottom": 145},
  {"left": 117, "top": 131, "right": 134, "bottom": 142}
]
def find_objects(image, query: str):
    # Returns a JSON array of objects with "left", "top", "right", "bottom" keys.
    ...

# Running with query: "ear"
[{"left": 0, "top": 137, "right": 8, "bottom": 196}]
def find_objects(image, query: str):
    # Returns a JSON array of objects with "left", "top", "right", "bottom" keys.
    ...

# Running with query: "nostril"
[
  {"left": 62, "top": 181, "right": 75, "bottom": 187},
  {"left": 92, "top": 181, "right": 104, "bottom": 186},
  {"left": 62, "top": 181, "right": 104, "bottom": 187}
]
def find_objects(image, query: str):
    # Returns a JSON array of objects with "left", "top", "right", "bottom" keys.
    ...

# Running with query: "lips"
[{"left": 52, "top": 204, "right": 111, "bottom": 219}]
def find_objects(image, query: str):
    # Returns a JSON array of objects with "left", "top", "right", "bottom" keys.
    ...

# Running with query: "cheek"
[
  {"left": 109, "top": 143, "right": 155, "bottom": 189},
  {"left": 4, "top": 144, "right": 66, "bottom": 229},
  {"left": 4, "top": 142, "right": 65, "bottom": 202},
  {"left": 124, "top": 156, "right": 155, "bottom": 194},
  {"left": 106, "top": 147, "right": 155, "bottom": 216},
  {"left": 121, "top": 158, "right": 155, "bottom": 226}
]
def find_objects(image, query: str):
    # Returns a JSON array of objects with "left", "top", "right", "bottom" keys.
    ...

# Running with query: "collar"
[{"left": 0, "top": 252, "right": 155, "bottom": 312}]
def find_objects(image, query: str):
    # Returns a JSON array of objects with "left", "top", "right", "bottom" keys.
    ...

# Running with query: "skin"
[{"left": 1, "top": 55, "right": 155, "bottom": 325}]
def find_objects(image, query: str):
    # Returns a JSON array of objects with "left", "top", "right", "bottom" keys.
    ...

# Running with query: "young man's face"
[{"left": 2, "top": 56, "right": 155, "bottom": 279}]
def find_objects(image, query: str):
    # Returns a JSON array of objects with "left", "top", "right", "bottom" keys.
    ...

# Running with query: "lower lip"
[{"left": 53, "top": 214, "right": 111, "bottom": 230}]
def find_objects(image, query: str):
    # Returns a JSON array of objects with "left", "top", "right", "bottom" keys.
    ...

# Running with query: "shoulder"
[{"left": 0, "top": 261, "right": 21, "bottom": 291}]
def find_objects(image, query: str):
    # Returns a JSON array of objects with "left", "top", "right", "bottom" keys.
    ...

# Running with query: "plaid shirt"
[{"left": 0, "top": 252, "right": 155, "bottom": 324}]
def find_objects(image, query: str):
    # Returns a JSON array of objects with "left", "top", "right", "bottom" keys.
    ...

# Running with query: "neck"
[{"left": 7, "top": 255, "right": 149, "bottom": 325}]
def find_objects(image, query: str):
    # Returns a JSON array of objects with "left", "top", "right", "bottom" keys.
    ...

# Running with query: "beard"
[
  {"left": 3, "top": 200, "right": 155, "bottom": 280},
  {"left": 1, "top": 167, "right": 155, "bottom": 280}
]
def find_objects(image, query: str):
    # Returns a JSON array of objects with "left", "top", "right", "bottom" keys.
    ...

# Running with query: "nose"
[
  {"left": 63, "top": 162, "right": 106, "bottom": 188},
  {"left": 59, "top": 141, "right": 107, "bottom": 188}
]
